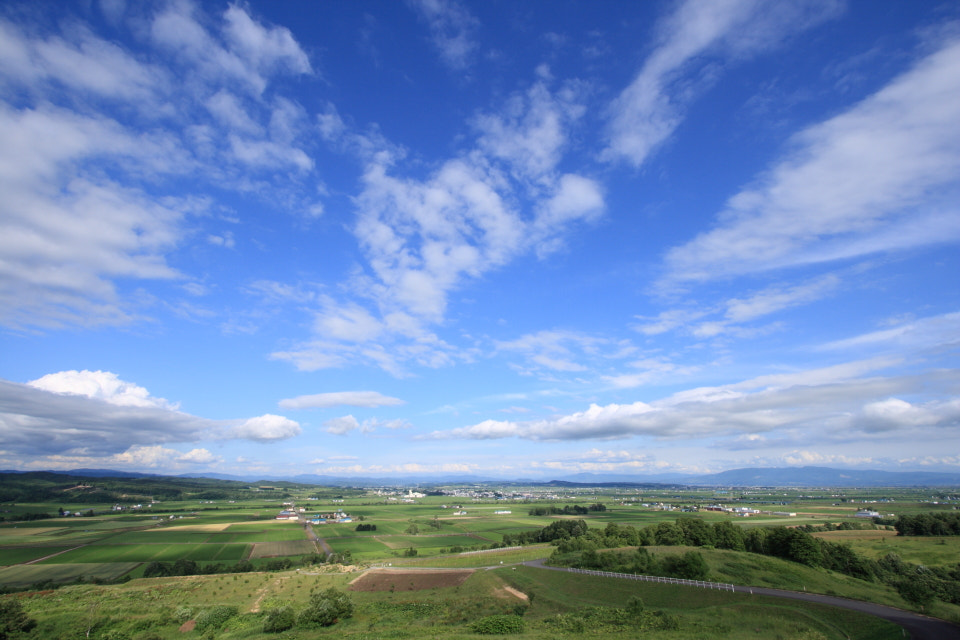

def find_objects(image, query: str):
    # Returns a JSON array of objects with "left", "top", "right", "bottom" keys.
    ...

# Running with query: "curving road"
[{"left": 522, "top": 560, "right": 960, "bottom": 640}]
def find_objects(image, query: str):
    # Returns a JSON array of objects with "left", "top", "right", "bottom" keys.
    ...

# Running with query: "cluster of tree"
[
  {"left": 894, "top": 512, "right": 960, "bottom": 536},
  {"left": 796, "top": 520, "right": 876, "bottom": 533},
  {"left": 0, "top": 598, "right": 36, "bottom": 640},
  {"left": 528, "top": 503, "right": 606, "bottom": 516},
  {"left": 354, "top": 523, "right": 377, "bottom": 531},
  {"left": 515, "top": 515, "right": 960, "bottom": 609},
  {"left": 0, "top": 512, "right": 54, "bottom": 523},
  {"left": 263, "top": 587, "right": 354, "bottom": 633},
  {"left": 142, "top": 554, "right": 328, "bottom": 578},
  {"left": 574, "top": 546, "right": 710, "bottom": 581},
  {"left": 502, "top": 519, "right": 590, "bottom": 546}
]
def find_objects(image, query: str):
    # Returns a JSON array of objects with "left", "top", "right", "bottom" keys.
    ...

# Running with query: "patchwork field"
[
  {"left": 38, "top": 542, "right": 249, "bottom": 564},
  {"left": 247, "top": 539, "right": 317, "bottom": 558},
  {"left": 0, "top": 562, "right": 139, "bottom": 587}
]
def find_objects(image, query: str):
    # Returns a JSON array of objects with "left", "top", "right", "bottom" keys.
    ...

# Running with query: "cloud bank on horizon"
[{"left": 0, "top": 0, "right": 958, "bottom": 479}]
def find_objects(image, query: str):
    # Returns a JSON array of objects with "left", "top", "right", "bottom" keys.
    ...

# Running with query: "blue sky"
[{"left": 1, "top": 0, "right": 959, "bottom": 479}]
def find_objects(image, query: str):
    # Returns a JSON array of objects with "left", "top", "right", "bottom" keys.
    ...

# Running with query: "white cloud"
[
  {"left": 28, "top": 370, "right": 176, "bottom": 410},
  {"left": 277, "top": 69, "right": 602, "bottom": 376},
  {"left": 820, "top": 311, "right": 960, "bottom": 354},
  {"left": 113, "top": 445, "right": 220, "bottom": 467},
  {"left": 496, "top": 329, "right": 637, "bottom": 379},
  {"left": 221, "top": 4, "right": 312, "bottom": 77},
  {"left": 602, "top": 0, "right": 841, "bottom": 166},
  {"left": 436, "top": 360, "right": 960, "bottom": 442},
  {"left": 178, "top": 448, "right": 219, "bottom": 464},
  {"left": 854, "top": 398, "right": 951, "bottom": 432},
  {"left": 724, "top": 275, "right": 840, "bottom": 323},
  {"left": 150, "top": 0, "right": 310, "bottom": 96},
  {"left": 408, "top": 0, "right": 479, "bottom": 71},
  {"left": 664, "top": 35, "right": 960, "bottom": 283},
  {"left": 0, "top": 373, "right": 302, "bottom": 457},
  {"left": 0, "top": 104, "right": 185, "bottom": 328},
  {"left": 323, "top": 414, "right": 410, "bottom": 435},
  {"left": 232, "top": 414, "right": 302, "bottom": 441},
  {"left": 475, "top": 80, "right": 584, "bottom": 184},
  {"left": 279, "top": 391, "right": 405, "bottom": 410},
  {"left": 324, "top": 415, "right": 361, "bottom": 435},
  {"left": 0, "top": 4, "right": 319, "bottom": 330}
]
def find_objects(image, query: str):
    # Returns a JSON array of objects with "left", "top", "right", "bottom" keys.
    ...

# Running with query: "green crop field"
[
  {"left": 814, "top": 530, "right": 960, "bottom": 565},
  {"left": 0, "top": 562, "right": 138, "bottom": 587},
  {"left": 247, "top": 540, "right": 317, "bottom": 558},
  {"left": 38, "top": 542, "right": 249, "bottom": 564},
  {"left": 0, "top": 546, "right": 73, "bottom": 565}
]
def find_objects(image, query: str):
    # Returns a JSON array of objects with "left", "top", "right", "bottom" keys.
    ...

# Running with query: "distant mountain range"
[{"left": 3, "top": 465, "right": 960, "bottom": 487}]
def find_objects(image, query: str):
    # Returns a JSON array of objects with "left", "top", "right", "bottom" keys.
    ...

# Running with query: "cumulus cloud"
[
  {"left": 28, "top": 370, "right": 177, "bottom": 409},
  {"left": 663, "top": 35, "right": 960, "bottom": 283},
  {"left": 231, "top": 414, "right": 302, "bottom": 441},
  {"left": 0, "top": 372, "right": 301, "bottom": 457},
  {"left": 279, "top": 391, "right": 405, "bottom": 410},
  {"left": 275, "top": 74, "right": 603, "bottom": 376}
]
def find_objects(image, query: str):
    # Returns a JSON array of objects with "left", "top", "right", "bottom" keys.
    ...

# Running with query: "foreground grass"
[{"left": 7, "top": 562, "right": 906, "bottom": 640}]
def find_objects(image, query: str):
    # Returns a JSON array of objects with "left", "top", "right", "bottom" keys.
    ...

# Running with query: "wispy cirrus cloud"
[
  {"left": 602, "top": 0, "right": 841, "bottom": 166},
  {"left": 280, "top": 391, "right": 405, "bottom": 410},
  {"left": 0, "top": 2, "right": 317, "bottom": 330},
  {"left": 323, "top": 415, "right": 411, "bottom": 436},
  {"left": 407, "top": 0, "right": 479, "bottom": 71},
  {"left": 663, "top": 35, "right": 960, "bottom": 284}
]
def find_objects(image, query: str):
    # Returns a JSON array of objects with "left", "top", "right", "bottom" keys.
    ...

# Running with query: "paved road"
[
  {"left": 522, "top": 560, "right": 960, "bottom": 640},
  {"left": 303, "top": 523, "right": 333, "bottom": 558}
]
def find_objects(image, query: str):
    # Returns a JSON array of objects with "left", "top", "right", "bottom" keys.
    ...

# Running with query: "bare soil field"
[
  {"left": 146, "top": 523, "right": 232, "bottom": 532},
  {"left": 349, "top": 568, "right": 473, "bottom": 592}
]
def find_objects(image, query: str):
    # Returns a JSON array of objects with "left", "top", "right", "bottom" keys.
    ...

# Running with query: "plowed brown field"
[{"left": 349, "top": 569, "right": 473, "bottom": 592}]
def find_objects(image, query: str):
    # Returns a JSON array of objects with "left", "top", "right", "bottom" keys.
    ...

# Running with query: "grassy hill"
[{"left": 8, "top": 562, "right": 907, "bottom": 640}]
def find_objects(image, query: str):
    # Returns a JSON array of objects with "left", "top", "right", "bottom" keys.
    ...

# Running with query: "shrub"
[
  {"left": 173, "top": 607, "right": 193, "bottom": 624},
  {"left": 0, "top": 598, "right": 36, "bottom": 639},
  {"left": 470, "top": 614, "right": 525, "bottom": 634},
  {"left": 194, "top": 605, "right": 238, "bottom": 632},
  {"left": 263, "top": 606, "right": 296, "bottom": 633},
  {"left": 297, "top": 588, "right": 354, "bottom": 628}
]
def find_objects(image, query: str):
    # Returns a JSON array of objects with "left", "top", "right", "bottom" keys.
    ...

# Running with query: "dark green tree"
[{"left": 0, "top": 598, "right": 36, "bottom": 639}]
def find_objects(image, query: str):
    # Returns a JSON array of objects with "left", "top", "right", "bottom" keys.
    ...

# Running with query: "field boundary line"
[{"left": 24, "top": 545, "right": 86, "bottom": 565}]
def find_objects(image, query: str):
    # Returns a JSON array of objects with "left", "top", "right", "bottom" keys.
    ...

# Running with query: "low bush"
[
  {"left": 470, "top": 614, "right": 525, "bottom": 634},
  {"left": 263, "top": 606, "right": 295, "bottom": 633},
  {"left": 194, "top": 605, "right": 238, "bottom": 632}
]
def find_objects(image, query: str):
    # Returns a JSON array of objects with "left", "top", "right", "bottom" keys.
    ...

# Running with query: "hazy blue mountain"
[{"left": 13, "top": 466, "right": 960, "bottom": 487}]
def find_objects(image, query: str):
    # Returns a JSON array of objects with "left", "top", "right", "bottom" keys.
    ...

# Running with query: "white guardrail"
[{"left": 568, "top": 567, "right": 735, "bottom": 591}]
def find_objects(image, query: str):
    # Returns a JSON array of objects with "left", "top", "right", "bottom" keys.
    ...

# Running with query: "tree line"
[
  {"left": 527, "top": 503, "right": 607, "bottom": 516},
  {"left": 894, "top": 512, "right": 960, "bottom": 536},
  {"left": 505, "top": 515, "right": 960, "bottom": 609}
]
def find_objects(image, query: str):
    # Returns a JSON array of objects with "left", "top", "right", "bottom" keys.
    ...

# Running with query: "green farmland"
[{"left": 2, "top": 473, "right": 960, "bottom": 639}]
